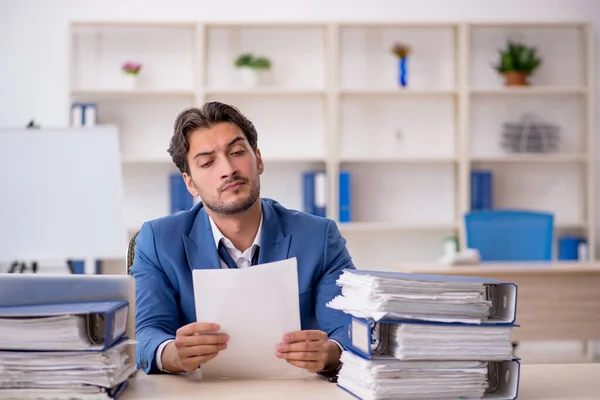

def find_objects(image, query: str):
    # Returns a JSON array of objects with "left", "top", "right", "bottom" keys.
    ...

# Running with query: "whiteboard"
[{"left": 0, "top": 126, "right": 127, "bottom": 262}]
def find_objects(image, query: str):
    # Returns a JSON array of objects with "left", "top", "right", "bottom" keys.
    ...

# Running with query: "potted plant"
[
  {"left": 391, "top": 43, "right": 411, "bottom": 87},
  {"left": 121, "top": 61, "right": 142, "bottom": 90},
  {"left": 493, "top": 42, "right": 542, "bottom": 86},
  {"left": 234, "top": 53, "right": 272, "bottom": 87}
]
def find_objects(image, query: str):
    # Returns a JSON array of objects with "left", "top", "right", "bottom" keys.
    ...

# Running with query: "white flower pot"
[
  {"left": 240, "top": 67, "right": 260, "bottom": 88},
  {"left": 122, "top": 73, "right": 139, "bottom": 90}
]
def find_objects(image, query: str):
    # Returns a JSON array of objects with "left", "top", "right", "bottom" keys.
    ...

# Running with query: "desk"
[
  {"left": 121, "top": 363, "right": 599, "bottom": 399},
  {"left": 396, "top": 262, "right": 600, "bottom": 342}
]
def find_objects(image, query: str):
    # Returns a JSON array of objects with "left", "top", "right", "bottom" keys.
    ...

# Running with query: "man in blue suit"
[{"left": 131, "top": 101, "right": 355, "bottom": 376}]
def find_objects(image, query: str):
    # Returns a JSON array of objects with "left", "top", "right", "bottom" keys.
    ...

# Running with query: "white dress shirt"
[{"left": 155, "top": 213, "right": 341, "bottom": 372}]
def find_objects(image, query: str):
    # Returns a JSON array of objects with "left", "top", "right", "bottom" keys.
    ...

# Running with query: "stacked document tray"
[{"left": 327, "top": 270, "right": 521, "bottom": 400}]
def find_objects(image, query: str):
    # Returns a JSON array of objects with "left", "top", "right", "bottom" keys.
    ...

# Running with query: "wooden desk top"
[
  {"left": 396, "top": 261, "right": 600, "bottom": 276},
  {"left": 121, "top": 363, "right": 599, "bottom": 400}
]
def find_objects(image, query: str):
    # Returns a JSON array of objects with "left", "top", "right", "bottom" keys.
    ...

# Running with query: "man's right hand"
[{"left": 161, "top": 322, "right": 229, "bottom": 373}]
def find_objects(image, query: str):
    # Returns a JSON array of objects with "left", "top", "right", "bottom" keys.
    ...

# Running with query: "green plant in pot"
[
  {"left": 234, "top": 53, "right": 272, "bottom": 87},
  {"left": 493, "top": 42, "right": 542, "bottom": 86}
]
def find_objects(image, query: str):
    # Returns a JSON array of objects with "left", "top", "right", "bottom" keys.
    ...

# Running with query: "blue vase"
[{"left": 398, "top": 57, "right": 408, "bottom": 87}]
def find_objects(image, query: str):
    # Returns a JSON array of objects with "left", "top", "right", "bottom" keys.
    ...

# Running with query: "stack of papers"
[
  {"left": 328, "top": 269, "right": 519, "bottom": 399},
  {"left": 387, "top": 323, "right": 514, "bottom": 361},
  {"left": 0, "top": 300, "right": 134, "bottom": 400},
  {"left": 338, "top": 351, "right": 489, "bottom": 400},
  {"left": 0, "top": 314, "right": 105, "bottom": 351},
  {"left": 327, "top": 270, "right": 491, "bottom": 323},
  {"left": 0, "top": 339, "right": 135, "bottom": 400}
]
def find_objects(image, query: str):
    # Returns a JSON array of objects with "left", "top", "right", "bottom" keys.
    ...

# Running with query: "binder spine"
[
  {"left": 348, "top": 318, "right": 372, "bottom": 358},
  {"left": 101, "top": 302, "right": 129, "bottom": 350},
  {"left": 486, "top": 282, "right": 518, "bottom": 325}
]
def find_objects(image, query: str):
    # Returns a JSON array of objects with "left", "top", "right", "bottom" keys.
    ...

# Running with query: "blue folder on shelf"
[{"left": 0, "top": 300, "right": 129, "bottom": 351}]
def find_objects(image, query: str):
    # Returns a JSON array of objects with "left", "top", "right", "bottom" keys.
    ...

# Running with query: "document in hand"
[
  {"left": 327, "top": 269, "right": 517, "bottom": 324},
  {"left": 192, "top": 257, "right": 313, "bottom": 380}
]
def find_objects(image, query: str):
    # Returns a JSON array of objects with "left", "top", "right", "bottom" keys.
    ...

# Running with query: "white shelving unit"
[{"left": 68, "top": 21, "right": 596, "bottom": 268}]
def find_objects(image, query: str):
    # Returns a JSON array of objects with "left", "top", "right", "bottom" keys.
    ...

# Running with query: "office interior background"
[{"left": 2, "top": 0, "right": 600, "bottom": 365}]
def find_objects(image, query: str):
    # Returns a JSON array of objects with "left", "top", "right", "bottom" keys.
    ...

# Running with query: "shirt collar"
[{"left": 208, "top": 213, "right": 262, "bottom": 252}]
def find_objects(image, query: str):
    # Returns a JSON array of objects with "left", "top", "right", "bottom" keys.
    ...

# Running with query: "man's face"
[{"left": 183, "top": 122, "right": 263, "bottom": 216}]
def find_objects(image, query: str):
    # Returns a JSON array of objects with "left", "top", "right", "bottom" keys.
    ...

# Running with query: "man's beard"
[{"left": 199, "top": 177, "right": 260, "bottom": 216}]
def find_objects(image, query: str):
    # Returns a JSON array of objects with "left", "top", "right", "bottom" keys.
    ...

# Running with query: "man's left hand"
[{"left": 276, "top": 330, "right": 341, "bottom": 373}]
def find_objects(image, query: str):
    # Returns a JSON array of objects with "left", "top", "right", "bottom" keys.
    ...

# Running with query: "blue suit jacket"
[{"left": 131, "top": 198, "right": 355, "bottom": 374}]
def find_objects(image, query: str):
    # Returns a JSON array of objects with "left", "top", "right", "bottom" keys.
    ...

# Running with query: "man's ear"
[
  {"left": 182, "top": 172, "right": 200, "bottom": 197},
  {"left": 255, "top": 148, "right": 264, "bottom": 175}
]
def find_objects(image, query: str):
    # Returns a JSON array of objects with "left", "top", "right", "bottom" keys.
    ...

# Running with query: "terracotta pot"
[{"left": 504, "top": 71, "right": 529, "bottom": 86}]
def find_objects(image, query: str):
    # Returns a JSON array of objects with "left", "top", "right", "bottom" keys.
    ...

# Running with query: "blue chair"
[{"left": 464, "top": 209, "right": 554, "bottom": 262}]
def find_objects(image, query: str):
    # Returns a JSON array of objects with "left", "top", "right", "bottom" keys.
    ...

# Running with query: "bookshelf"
[{"left": 68, "top": 21, "right": 596, "bottom": 268}]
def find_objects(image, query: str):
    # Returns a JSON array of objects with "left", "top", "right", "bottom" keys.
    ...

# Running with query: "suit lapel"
[
  {"left": 183, "top": 199, "right": 291, "bottom": 270},
  {"left": 257, "top": 199, "right": 292, "bottom": 264},
  {"left": 183, "top": 205, "right": 221, "bottom": 270}
]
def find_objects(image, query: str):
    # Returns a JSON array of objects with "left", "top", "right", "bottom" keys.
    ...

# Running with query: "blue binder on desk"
[
  {"left": 0, "top": 300, "right": 129, "bottom": 351},
  {"left": 347, "top": 316, "right": 518, "bottom": 360},
  {"left": 337, "top": 349, "right": 521, "bottom": 400},
  {"left": 342, "top": 270, "right": 518, "bottom": 325}
]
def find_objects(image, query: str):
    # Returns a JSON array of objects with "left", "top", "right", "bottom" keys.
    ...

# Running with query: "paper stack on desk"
[
  {"left": 0, "top": 300, "right": 136, "bottom": 400},
  {"left": 327, "top": 270, "right": 521, "bottom": 400}
]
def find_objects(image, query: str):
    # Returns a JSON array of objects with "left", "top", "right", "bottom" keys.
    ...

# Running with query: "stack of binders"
[
  {"left": 327, "top": 270, "right": 521, "bottom": 400},
  {"left": 0, "top": 300, "right": 136, "bottom": 400}
]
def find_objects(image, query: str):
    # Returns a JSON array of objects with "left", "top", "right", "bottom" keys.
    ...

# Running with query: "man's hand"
[
  {"left": 276, "top": 330, "right": 341, "bottom": 373},
  {"left": 161, "top": 322, "right": 229, "bottom": 373}
]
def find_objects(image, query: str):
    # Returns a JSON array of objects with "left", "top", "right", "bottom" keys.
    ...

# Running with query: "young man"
[{"left": 131, "top": 101, "right": 355, "bottom": 376}]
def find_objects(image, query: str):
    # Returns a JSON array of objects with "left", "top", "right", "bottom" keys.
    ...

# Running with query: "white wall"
[{"left": 1, "top": 0, "right": 600, "bottom": 252}]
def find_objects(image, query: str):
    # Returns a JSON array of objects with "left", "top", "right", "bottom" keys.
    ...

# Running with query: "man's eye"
[
  {"left": 232, "top": 149, "right": 245, "bottom": 156},
  {"left": 200, "top": 161, "right": 213, "bottom": 168}
]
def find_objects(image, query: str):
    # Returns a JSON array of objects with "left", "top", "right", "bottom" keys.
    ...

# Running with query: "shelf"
[
  {"left": 340, "top": 156, "right": 456, "bottom": 163},
  {"left": 470, "top": 154, "right": 587, "bottom": 163},
  {"left": 71, "top": 89, "right": 195, "bottom": 98},
  {"left": 66, "top": 21, "right": 595, "bottom": 263},
  {"left": 470, "top": 87, "right": 586, "bottom": 95},
  {"left": 121, "top": 155, "right": 172, "bottom": 164},
  {"left": 339, "top": 222, "right": 458, "bottom": 233},
  {"left": 340, "top": 88, "right": 457, "bottom": 96},
  {"left": 121, "top": 155, "right": 325, "bottom": 164},
  {"left": 261, "top": 156, "right": 325, "bottom": 163},
  {"left": 205, "top": 88, "right": 325, "bottom": 96}
]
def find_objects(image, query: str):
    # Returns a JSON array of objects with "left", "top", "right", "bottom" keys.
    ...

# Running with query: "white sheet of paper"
[{"left": 192, "top": 257, "right": 312, "bottom": 380}]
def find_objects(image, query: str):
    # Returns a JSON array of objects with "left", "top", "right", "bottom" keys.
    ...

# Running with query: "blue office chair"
[{"left": 464, "top": 209, "right": 554, "bottom": 262}]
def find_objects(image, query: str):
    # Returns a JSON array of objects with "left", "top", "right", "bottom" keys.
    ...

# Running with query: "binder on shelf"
[
  {"left": 339, "top": 170, "right": 351, "bottom": 223},
  {"left": 169, "top": 173, "right": 193, "bottom": 214},
  {"left": 471, "top": 170, "right": 493, "bottom": 211},
  {"left": 302, "top": 170, "right": 326, "bottom": 217},
  {"left": 302, "top": 170, "right": 352, "bottom": 221},
  {"left": 70, "top": 102, "right": 98, "bottom": 128},
  {"left": 0, "top": 300, "right": 129, "bottom": 351}
]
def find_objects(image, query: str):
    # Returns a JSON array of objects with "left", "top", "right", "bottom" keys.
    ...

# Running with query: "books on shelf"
[
  {"left": 328, "top": 269, "right": 520, "bottom": 400},
  {"left": 302, "top": 170, "right": 351, "bottom": 222},
  {"left": 0, "top": 300, "right": 135, "bottom": 400}
]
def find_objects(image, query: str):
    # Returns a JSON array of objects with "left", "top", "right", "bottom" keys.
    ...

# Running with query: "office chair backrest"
[
  {"left": 126, "top": 230, "right": 140, "bottom": 275},
  {"left": 465, "top": 209, "right": 554, "bottom": 262}
]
